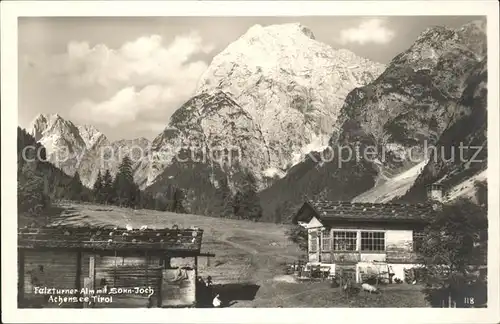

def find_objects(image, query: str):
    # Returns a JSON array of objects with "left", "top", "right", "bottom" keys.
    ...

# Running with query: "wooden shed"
[{"left": 18, "top": 225, "right": 213, "bottom": 308}]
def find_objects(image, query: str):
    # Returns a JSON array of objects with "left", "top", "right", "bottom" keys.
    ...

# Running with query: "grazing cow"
[{"left": 361, "top": 283, "right": 380, "bottom": 294}]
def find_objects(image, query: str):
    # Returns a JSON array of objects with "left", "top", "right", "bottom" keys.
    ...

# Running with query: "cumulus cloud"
[
  {"left": 337, "top": 18, "right": 395, "bottom": 45},
  {"left": 51, "top": 32, "right": 214, "bottom": 87},
  {"left": 44, "top": 32, "right": 215, "bottom": 128},
  {"left": 70, "top": 82, "right": 197, "bottom": 128}
]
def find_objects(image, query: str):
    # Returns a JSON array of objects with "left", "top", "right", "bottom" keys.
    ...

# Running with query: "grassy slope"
[{"left": 43, "top": 201, "right": 428, "bottom": 307}]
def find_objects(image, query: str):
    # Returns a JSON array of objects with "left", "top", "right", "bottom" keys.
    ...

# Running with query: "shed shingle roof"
[
  {"left": 18, "top": 226, "right": 204, "bottom": 253},
  {"left": 295, "top": 200, "right": 437, "bottom": 224}
]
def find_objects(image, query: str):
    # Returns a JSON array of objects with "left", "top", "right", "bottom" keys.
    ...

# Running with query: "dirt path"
[
  {"left": 216, "top": 236, "right": 259, "bottom": 255},
  {"left": 210, "top": 231, "right": 300, "bottom": 307}
]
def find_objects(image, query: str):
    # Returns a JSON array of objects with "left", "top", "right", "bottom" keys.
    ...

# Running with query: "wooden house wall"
[
  {"left": 385, "top": 230, "right": 416, "bottom": 263},
  {"left": 21, "top": 250, "right": 199, "bottom": 308},
  {"left": 161, "top": 268, "right": 196, "bottom": 307},
  {"left": 92, "top": 254, "right": 163, "bottom": 288},
  {"left": 22, "top": 250, "right": 80, "bottom": 308},
  {"left": 307, "top": 228, "right": 319, "bottom": 263},
  {"left": 24, "top": 250, "right": 79, "bottom": 296},
  {"left": 309, "top": 252, "right": 319, "bottom": 263},
  {"left": 90, "top": 254, "right": 163, "bottom": 308},
  {"left": 308, "top": 224, "right": 418, "bottom": 264}
]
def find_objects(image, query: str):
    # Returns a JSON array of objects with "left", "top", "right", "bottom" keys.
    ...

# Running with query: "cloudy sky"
[{"left": 18, "top": 16, "right": 482, "bottom": 140}]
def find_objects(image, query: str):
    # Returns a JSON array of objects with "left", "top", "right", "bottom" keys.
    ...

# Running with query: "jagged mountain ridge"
[
  {"left": 145, "top": 91, "right": 269, "bottom": 188},
  {"left": 29, "top": 113, "right": 151, "bottom": 188},
  {"left": 194, "top": 23, "right": 386, "bottom": 182},
  {"left": 29, "top": 23, "right": 385, "bottom": 193},
  {"left": 26, "top": 20, "right": 487, "bottom": 223},
  {"left": 259, "top": 19, "right": 487, "bottom": 221},
  {"left": 30, "top": 114, "right": 90, "bottom": 181},
  {"left": 147, "top": 23, "right": 385, "bottom": 190}
]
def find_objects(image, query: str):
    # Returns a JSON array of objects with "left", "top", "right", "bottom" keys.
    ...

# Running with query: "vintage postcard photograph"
[{"left": 1, "top": 1, "right": 499, "bottom": 323}]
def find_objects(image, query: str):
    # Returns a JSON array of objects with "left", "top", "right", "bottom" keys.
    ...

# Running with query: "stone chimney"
[{"left": 427, "top": 183, "right": 443, "bottom": 203}]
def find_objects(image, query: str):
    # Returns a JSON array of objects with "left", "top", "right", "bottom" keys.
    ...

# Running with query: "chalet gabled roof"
[
  {"left": 18, "top": 226, "right": 204, "bottom": 254},
  {"left": 293, "top": 200, "right": 437, "bottom": 225}
]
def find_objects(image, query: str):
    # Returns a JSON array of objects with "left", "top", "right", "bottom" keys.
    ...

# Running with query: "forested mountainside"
[
  {"left": 396, "top": 57, "right": 487, "bottom": 203},
  {"left": 259, "top": 19, "right": 486, "bottom": 222},
  {"left": 25, "top": 20, "right": 487, "bottom": 223}
]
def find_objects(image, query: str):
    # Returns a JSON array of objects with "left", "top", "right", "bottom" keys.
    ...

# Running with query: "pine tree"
[
  {"left": 119, "top": 156, "right": 134, "bottom": 182},
  {"left": 113, "top": 156, "right": 138, "bottom": 207},
  {"left": 102, "top": 169, "right": 114, "bottom": 204},
  {"left": 239, "top": 171, "right": 263, "bottom": 221},
  {"left": 154, "top": 192, "right": 169, "bottom": 211},
  {"left": 232, "top": 190, "right": 244, "bottom": 219},
  {"left": 93, "top": 171, "right": 103, "bottom": 202},
  {"left": 171, "top": 187, "right": 186, "bottom": 213},
  {"left": 273, "top": 205, "right": 283, "bottom": 224},
  {"left": 18, "top": 162, "right": 48, "bottom": 215},
  {"left": 69, "top": 172, "right": 83, "bottom": 201},
  {"left": 130, "top": 184, "right": 141, "bottom": 208},
  {"left": 214, "top": 177, "right": 233, "bottom": 218},
  {"left": 285, "top": 225, "right": 308, "bottom": 251},
  {"left": 139, "top": 191, "right": 155, "bottom": 210}
]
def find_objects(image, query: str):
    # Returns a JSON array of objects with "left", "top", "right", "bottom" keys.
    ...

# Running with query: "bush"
[
  {"left": 419, "top": 197, "right": 487, "bottom": 307},
  {"left": 285, "top": 225, "right": 308, "bottom": 251}
]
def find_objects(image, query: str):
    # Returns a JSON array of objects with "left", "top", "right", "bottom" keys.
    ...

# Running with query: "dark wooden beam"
[
  {"left": 113, "top": 250, "right": 117, "bottom": 287},
  {"left": 145, "top": 250, "right": 149, "bottom": 286},
  {"left": 89, "top": 254, "right": 96, "bottom": 290},
  {"left": 75, "top": 251, "right": 82, "bottom": 307},
  {"left": 194, "top": 256, "right": 198, "bottom": 306},
  {"left": 164, "top": 256, "right": 171, "bottom": 269},
  {"left": 17, "top": 246, "right": 204, "bottom": 256},
  {"left": 18, "top": 249, "right": 25, "bottom": 306}
]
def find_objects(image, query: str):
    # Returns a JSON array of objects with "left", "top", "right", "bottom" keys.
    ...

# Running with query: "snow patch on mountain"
[
  {"left": 289, "top": 133, "right": 331, "bottom": 168},
  {"left": 351, "top": 160, "right": 428, "bottom": 203},
  {"left": 262, "top": 167, "right": 286, "bottom": 179},
  {"left": 443, "top": 169, "right": 487, "bottom": 203}
]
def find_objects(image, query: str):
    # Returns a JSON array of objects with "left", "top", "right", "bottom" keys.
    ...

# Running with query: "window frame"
[
  {"left": 360, "top": 231, "right": 386, "bottom": 252},
  {"left": 412, "top": 230, "right": 425, "bottom": 252},
  {"left": 309, "top": 230, "right": 318, "bottom": 253},
  {"left": 332, "top": 230, "right": 358, "bottom": 252},
  {"left": 321, "top": 228, "right": 332, "bottom": 251}
]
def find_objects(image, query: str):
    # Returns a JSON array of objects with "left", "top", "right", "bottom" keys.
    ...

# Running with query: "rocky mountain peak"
[
  {"left": 30, "top": 113, "right": 49, "bottom": 141},
  {"left": 196, "top": 23, "right": 384, "bottom": 97},
  {"left": 77, "top": 124, "right": 107, "bottom": 150},
  {"left": 391, "top": 20, "right": 486, "bottom": 73},
  {"left": 187, "top": 23, "right": 386, "bottom": 188},
  {"left": 244, "top": 23, "right": 316, "bottom": 41},
  {"left": 30, "top": 113, "right": 80, "bottom": 143}
]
